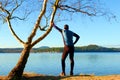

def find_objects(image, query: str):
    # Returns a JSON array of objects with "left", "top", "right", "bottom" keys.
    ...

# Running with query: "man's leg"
[
  {"left": 61, "top": 46, "right": 69, "bottom": 76},
  {"left": 69, "top": 46, "right": 74, "bottom": 75}
]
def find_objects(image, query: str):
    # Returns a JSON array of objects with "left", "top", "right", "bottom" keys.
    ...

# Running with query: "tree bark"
[{"left": 7, "top": 43, "right": 32, "bottom": 80}]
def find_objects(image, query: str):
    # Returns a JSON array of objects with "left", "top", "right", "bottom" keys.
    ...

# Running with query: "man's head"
[{"left": 64, "top": 24, "right": 69, "bottom": 30}]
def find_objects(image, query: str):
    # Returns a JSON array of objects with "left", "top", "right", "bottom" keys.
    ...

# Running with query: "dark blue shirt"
[{"left": 62, "top": 29, "right": 74, "bottom": 46}]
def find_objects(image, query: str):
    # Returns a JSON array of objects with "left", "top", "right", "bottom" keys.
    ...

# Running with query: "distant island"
[{"left": 0, "top": 45, "right": 120, "bottom": 53}]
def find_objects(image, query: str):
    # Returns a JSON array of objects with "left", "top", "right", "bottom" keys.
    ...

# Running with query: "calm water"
[{"left": 0, "top": 52, "right": 120, "bottom": 76}]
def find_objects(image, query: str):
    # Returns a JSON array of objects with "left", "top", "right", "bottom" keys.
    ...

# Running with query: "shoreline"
[
  {"left": 1, "top": 72, "right": 120, "bottom": 80},
  {"left": 1, "top": 45, "right": 120, "bottom": 53}
]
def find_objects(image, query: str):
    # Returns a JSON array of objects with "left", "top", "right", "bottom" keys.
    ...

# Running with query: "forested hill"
[
  {"left": 34, "top": 45, "right": 120, "bottom": 53},
  {"left": 0, "top": 45, "right": 120, "bottom": 53}
]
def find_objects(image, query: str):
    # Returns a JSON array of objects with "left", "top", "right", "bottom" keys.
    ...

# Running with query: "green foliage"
[
  {"left": 75, "top": 45, "right": 120, "bottom": 52},
  {"left": 34, "top": 47, "right": 63, "bottom": 53}
]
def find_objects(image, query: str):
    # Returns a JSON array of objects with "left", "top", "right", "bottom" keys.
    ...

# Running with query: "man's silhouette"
[{"left": 52, "top": 22, "right": 80, "bottom": 76}]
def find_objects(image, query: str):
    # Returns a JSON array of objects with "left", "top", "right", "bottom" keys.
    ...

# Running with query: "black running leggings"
[{"left": 61, "top": 45, "right": 74, "bottom": 74}]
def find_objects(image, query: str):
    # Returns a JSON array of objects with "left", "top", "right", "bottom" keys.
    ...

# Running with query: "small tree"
[{"left": 0, "top": 0, "right": 115, "bottom": 79}]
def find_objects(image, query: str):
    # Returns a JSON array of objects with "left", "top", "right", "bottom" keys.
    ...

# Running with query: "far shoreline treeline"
[{"left": 0, "top": 45, "right": 120, "bottom": 53}]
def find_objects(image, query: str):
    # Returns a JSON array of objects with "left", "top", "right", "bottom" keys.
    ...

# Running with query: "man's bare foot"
[{"left": 59, "top": 72, "right": 66, "bottom": 76}]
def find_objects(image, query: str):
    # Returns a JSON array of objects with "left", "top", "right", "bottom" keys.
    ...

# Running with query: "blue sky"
[{"left": 0, "top": 0, "right": 120, "bottom": 48}]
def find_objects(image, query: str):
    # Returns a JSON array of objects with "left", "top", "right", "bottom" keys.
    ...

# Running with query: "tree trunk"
[
  {"left": 7, "top": 44, "right": 32, "bottom": 80},
  {"left": 5, "top": 0, "right": 60, "bottom": 79}
]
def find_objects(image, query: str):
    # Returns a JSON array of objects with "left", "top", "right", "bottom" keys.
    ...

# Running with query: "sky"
[{"left": 0, "top": 0, "right": 120, "bottom": 48}]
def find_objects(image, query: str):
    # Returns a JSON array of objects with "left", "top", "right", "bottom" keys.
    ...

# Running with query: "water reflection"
[{"left": 87, "top": 54, "right": 99, "bottom": 63}]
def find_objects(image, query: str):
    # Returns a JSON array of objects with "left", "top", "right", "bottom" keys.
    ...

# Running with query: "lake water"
[{"left": 0, "top": 52, "right": 120, "bottom": 76}]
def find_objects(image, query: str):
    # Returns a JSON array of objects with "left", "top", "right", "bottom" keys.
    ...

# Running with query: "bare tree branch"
[
  {"left": 10, "top": 16, "right": 25, "bottom": 20},
  {"left": 10, "top": 0, "right": 30, "bottom": 20},
  {"left": 10, "top": 0, "right": 23, "bottom": 16},
  {"left": 39, "top": 25, "right": 47, "bottom": 31},
  {"left": 59, "top": 5, "right": 96, "bottom": 16},
  {"left": 31, "top": 0, "right": 60, "bottom": 47},
  {"left": 38, "top": 15, "right": 49, "bottom": 31},
  {"left": 0, "top": 6, "right": 10, "bottom": 16},
  {"left": 27, "top": 0, "right": 48, "bottom": 43},
  {"left": 6, "top": 17, "right": 25, "bottom": 45},
  {"left": 0, "top": 0, "right": 25, "bottom": 45}
]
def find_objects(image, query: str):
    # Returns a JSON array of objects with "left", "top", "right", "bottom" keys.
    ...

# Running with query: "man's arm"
[
  {"left": 51, "top": 22, "right": 62, "bottom": 32},
  {"left": 73, "top": 33, "right": 80, "bottom": 45}
]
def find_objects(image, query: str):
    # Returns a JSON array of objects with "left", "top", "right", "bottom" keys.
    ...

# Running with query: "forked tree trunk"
[
  {"left": 7, "top": 44, "right": 32, "bottom": 80},
  {"left": 5, "top": 0, "right": 60, "bottom": 79}
]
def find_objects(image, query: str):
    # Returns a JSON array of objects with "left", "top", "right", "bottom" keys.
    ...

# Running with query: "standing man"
[{"left": 51, "top": 22, "right": 80, "bottom": 76}]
